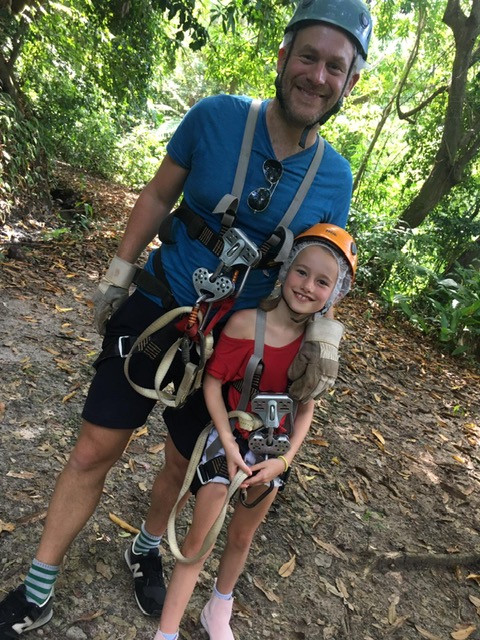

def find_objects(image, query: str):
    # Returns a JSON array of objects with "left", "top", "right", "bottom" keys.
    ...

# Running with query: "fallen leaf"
[
  {"left": 7, "top": 470, "right": 35, "bottom": 479},
  {"left": 451, "top": 626, "right": 477, "bottom": 639},
  {"left": 0, "top": 402, "right": 5, "bottom": 421},
  {"left": 468, "top": 595, "right": 480, "bottom": 613},
  {"left": 0, "top": 519, "right": 15, "bottom": 533},
  {"left": 253, "top": 577, "right": 280, "bottom": 603},
  {"left": 138, "top": 482, "right": 148, "bottom": 492},
  {"left": 372, "top": 428, "right": 385, "bottom": 445},
  {"left": 335, "top": 577, "right": 349, "bottom": 599},
  {"left": 318, "top": 576, "right": 343, "bottom": 598},
  {"left": 299, "top": 462, "right": 323, "bottom": 472},
  {"left": 348, "top": 479, "right": 367, "bottom": 504},
  {"left": 414, "top": 625, "right": 442, "bottom": 640},
  {"left": 15, "top": 510, "right": 47, "bottom": 525},
  {"left": 109, "top": 513, "right": 140, "bottom": 534},
  {"left": 295, "top": 468, "right": 309, "bottom": 492},
  {"left": 278, "top": 554, "right": 296, "bottom": 578},
  {"left": 149, "top": 442, "right": 165, "bottom": 454},
  {"left": 309, "top": 438, "right": 329, "bottom": 447},
  {"left": 75, "top": 610, "right": 106, "bottom": 622},
  {"left": 62, "top": 391, "right": 77, "bottom": 403},
  {"left": 453, "top": 455, "right": 466, "bottom": 464},
  {"left": 388, "top": 594, "right": 399, "bottom": 624},
  {"left": 55, "top": 305, "right": 73, "bottom": 312},
  {"left": 311, "top": 536, "right": 348, "bottom": 561},
  {"left": 96, "top": 560, "right": 112, "bottom": 580}
]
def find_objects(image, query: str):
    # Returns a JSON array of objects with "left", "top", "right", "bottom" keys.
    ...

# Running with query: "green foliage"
[
  {"left": 396, "top": 265, "right": 480, "bottom": 357},
  {"left": 2, "top": 0, "right": 480, "bottom": 360},
  {"left": 0, "top": 93, "right": 48, "bottom": 222}
]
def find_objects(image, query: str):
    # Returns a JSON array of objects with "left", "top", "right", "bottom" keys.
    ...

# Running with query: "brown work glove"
[
  {"left": 288, "top": 317, "right": 344, "bottom": 403},
  {"left": 92, "top": 255, "right": 137, "bottom": 335}
]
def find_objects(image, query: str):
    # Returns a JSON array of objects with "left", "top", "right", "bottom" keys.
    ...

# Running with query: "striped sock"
[
  {"left": 24, "top": 559, "right": 59, "bottom": 605},
  {"left": 132, "top": 522, "right": 162, "bottom": 555}
]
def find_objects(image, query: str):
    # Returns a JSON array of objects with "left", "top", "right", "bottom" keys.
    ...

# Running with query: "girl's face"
[{"left": 282, "top": 245, "right": 338, "bottom": 315}]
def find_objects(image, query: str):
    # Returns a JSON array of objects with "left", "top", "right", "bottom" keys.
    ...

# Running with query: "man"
[{"left": 0, "top": 0, "right": 372, "bottom": 636}]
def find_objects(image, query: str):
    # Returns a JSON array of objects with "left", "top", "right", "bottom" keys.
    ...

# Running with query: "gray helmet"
[{"left": 285, "top": 0, "right": 373, "bottom": 60}]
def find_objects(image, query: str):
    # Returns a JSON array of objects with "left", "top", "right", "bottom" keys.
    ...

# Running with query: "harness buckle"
[
  {"left": 196, "top": 463, "right": 211, "bottom": 486},
  {"left": 117, "top": 335, "right": 131, "bottom": 358}
]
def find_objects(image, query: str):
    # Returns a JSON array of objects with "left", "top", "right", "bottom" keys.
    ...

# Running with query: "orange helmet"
[
  {"left": 294, "top": 223, "right": 358, "bottom": 280},
  {"left": 277, "top": 223, "right": 357, "bottom": 313}
]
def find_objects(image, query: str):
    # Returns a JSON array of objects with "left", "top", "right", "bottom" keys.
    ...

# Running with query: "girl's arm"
[
  {"left": 203, "top": 373, "right": 252, "bottom": 481},
  {"left": 240, "top": 399, "right": 315, "bottom": 488}
]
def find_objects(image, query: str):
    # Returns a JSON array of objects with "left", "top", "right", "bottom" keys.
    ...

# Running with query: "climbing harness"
[
  {"left": 168, "top": 309, "right": 296, "bottom": 563},
  {"left": 120, "top": 98, "right": 325, "bottom": 407},
  {"left": 123, "top": 226, "right": 261, "bottom": 408}
]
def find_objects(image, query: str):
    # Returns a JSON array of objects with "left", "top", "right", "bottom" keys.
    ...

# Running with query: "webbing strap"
[
  {"left": 260, "top": 136, "right": 326, "bottom": 264},
  {"left": 232, "top": 98, "right": 262, "bottom": 199},
  {"left": 237, "top": 308, "right": 266, "bottom": 411},
  {"left": 167, "top": 421, "right": 249, "bottom": 564},
  {"left": 123, "top": 306, "right": 214, "bottom": 408}
]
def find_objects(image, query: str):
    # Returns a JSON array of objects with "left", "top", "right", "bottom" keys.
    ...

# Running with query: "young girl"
[{"left": 154, "top": 223, "right": 357, "bottom": 640}]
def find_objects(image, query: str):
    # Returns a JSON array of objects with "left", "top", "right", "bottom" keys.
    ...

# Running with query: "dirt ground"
[{"left": 1, "top": 165, "right": 480, "bottom": 640}]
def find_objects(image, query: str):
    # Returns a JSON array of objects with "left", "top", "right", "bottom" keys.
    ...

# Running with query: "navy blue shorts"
[{"left": 82, "top": 291, "right": 188, "bottom": 430}]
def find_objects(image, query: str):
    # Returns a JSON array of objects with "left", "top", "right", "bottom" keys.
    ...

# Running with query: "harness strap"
[
  {"left": 167, "top": 420, "right": 249, "bottom": 565},
  {"left": 237, "top": 308, "right": 266, "bottom": 411},
  {"left": 123, "top": 305, "right": 214, "bottom": 408},
  {"left": 259, "top": 137, "right": 326, "bottom": 265},
  {"left": 231, "top": 98, "right": 262, "bottom": 198},
  {"left": 131, "top": 248, "right": 178, "bottom": 310}
]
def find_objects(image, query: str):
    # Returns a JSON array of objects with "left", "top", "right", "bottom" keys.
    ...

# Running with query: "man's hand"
[
  {"left": 288, "top": 317, "right": 344, "bottom": 403},
  {"left": 92, "top": 256, "right": 137, "bottom": 335}
]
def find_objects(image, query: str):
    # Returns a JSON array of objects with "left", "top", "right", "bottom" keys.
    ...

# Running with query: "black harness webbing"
[{"left": 132, "top": 249, "right": 177, "bottom": 310}]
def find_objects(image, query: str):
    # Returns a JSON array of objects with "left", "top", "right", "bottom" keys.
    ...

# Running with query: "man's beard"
[
  {"left": 275, "top": 72, "right": 343, "bottom": 130},
  {"left": 275, "top": 72, "right": 326, "bottom": 129}
]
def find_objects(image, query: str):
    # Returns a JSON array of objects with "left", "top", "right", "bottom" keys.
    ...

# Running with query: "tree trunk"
[{"left": 397, "top": 0, "right": 480, "bottom": 229}]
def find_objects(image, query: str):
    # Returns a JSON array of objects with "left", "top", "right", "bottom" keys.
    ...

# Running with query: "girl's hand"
[
  {"left": 223, "top": 440, "right": 252, "bottom": 481},
  {"left": 240, "top": 457, "right": 286, "bottom": 488}
]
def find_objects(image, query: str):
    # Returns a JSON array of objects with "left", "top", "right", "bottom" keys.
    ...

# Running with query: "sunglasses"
[{"left": 247, "top": 159, "right": 283, "bottom": 212}]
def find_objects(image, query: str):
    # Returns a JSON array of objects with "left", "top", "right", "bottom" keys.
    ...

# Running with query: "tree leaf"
[
  {"left": 451, "top": 626, "right": 477, "bottom": 639},
  {"left": 278, "top": 554, "right": 296, "bottom": 578}
]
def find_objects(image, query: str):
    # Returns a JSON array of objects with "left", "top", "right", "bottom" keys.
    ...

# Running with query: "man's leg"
[
  {"left": 125, "top": 435, "right": 190, "bottom": 617},
  {"left": 0, "top": 420, "right": 132, "bottom": 637},
  {"left": 145, "top": 435, "right": 191, "bottom": 536},
  {"left": 35, "top": 420, "right": 133, "bottom": 565}
]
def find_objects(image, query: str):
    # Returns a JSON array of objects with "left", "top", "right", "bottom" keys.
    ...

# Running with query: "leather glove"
[
  {"left": 92, "top": 256, "right": 137, "bottom": 335},
  {"left": 288, "top": 317, "right": 344, "bottom": 403}
]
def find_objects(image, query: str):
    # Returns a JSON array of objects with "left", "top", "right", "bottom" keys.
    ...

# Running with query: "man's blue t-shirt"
[{"left": 144, "top": 94, "right": 352, "bottom": 311}]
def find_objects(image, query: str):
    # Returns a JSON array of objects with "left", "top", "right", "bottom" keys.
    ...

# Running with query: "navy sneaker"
[
  {"left": 0, "top": 585, "right": 53, "bottom": 638},
  {"left": 124, "top": 540, "right": 166, "bottom": 616}
]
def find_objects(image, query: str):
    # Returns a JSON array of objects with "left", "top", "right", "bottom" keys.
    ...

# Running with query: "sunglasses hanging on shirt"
[{"left": 247, "top": 159, "right": 283, "bottom": 213}]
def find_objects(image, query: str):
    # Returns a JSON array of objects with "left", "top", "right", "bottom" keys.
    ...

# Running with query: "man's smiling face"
[{"left": 275, "top": 24, "right": 359, "bottom": 129}]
